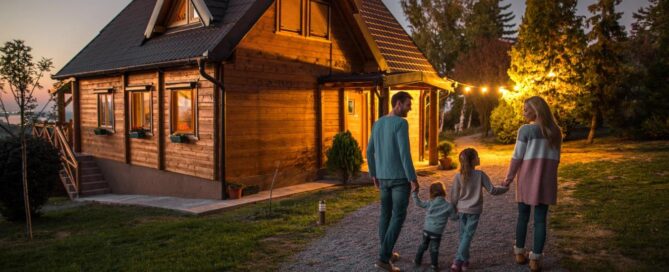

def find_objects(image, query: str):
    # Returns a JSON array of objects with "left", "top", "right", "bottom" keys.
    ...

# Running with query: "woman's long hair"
[
  {"left": 525, "top": 96, "right": 562, "bottom": 150},
  {"left": 458, "top": 148, "right": 478, "bottom": 184}
]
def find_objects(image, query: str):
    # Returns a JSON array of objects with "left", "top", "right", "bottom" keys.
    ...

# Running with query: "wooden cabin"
[{"left": 51, "top": 0, "right": 452, "bottom": 200}]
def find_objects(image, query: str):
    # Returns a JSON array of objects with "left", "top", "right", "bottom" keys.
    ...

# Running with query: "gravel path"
[{"left": 282, "top": 135, "right": 565, "bottom": 271}]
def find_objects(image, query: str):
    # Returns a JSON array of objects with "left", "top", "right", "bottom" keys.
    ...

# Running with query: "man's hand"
[
  {"left": 372, "top": 177, "right": 379, "bottom": 190},
  {"left": 410, "top": 180, "right": 419, "bottom": 192}
]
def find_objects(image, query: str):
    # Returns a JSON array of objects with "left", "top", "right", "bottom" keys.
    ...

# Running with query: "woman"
[{"left": 502, "top": 96, "right": 562, "bottom": 272}]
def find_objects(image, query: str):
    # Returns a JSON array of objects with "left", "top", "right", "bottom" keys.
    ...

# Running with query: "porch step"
[
  {"left": 80, "top": 188, "right": 111, "bottom": 196},
  {"left": 71, "top": 155, "right": 111, "bottom": 197}
]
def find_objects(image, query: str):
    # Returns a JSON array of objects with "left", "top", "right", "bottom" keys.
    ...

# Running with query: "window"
[
  {"left": 166, "top": 0, "right": 201, "bottom": 28},
  {"left": 309, "top": 0, "right": 330, "bottom": 38},
  {"left": 347, "top": 99, "right": 355, "bottom": 114},
  {"left": 130, "top": 90, "right": 152, "bottom": 131},
  {"left": 277, "top": 0, "right": 330, "bottom": 39},
  {"left": 97, "top": 93, "right": 114, "bottom": 129},
  {"left": 279, "top": 0, "right": 302, "bottom": 33},
  {"left": 170, "top": 88, "right": 195, "bottom": 134}
]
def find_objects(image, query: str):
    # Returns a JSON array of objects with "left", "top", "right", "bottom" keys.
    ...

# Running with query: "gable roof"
[
  {"left": 358, "top": 0, "right": 438, "bottom": 74},
  {"left": 54, "top": 0, "right": 272, "bottom": 79},
  {"left": 55, "top": 0, "right": 440, "bottom": 80}
]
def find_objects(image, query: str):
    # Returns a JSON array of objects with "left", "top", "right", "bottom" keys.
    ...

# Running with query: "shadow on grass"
[{"left": 553, "top": 153, "right": 669, "bottom": 271}]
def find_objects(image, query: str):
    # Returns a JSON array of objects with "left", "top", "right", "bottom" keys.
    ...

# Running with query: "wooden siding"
[
  {"left": 127, "top": 72, "right": 159, "bottom": 168},
  {"left": 163, "top": 68, "right": 216, "bottom": 180},
  {"left": 79, "top": 66, "right": 216, "bottom": 181},
  {"left": 224, "top": 1, "right": 364, "bottom": 188},
  {"left": 80, "top": 76, "right": 125, "bottom": 161}
]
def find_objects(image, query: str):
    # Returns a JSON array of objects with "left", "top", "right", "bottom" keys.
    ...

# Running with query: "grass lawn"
[
  {"left": 0, "top": 185, "right": 377, "bottom": 271},
  {"left": 552, "top": 139, "right": 669, "bottom": 271}
]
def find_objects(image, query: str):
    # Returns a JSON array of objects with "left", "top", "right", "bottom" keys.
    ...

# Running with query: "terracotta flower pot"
[
  {"left": 227, "top": 187, "right": 243, "bottom": 199},
  {"left": 439, "top": 157, "right": 453, "bottom": 170}
]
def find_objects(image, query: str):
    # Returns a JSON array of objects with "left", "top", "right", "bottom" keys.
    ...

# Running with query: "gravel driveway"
[{"left": 281, "top": 135, "right": 566, "bottom": 271}]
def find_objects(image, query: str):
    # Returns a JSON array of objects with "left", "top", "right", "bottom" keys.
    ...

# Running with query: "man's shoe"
[
  {"left": 514, "top": 246, "right": 528, "bottom": 265},
  {"left": 391, "top": 252, "right": 401, "bottom": 263},
  {"left": 376, "top": 260, "right": 401, "bottom": 272}
]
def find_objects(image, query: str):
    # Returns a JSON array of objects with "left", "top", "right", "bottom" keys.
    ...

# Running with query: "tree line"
[{"left": 402, "top": 0, "right": 669, "bottom": 142}]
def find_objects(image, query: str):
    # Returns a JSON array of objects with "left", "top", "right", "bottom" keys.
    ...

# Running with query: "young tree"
[
  {"left": 0, "top": 40, "right": 53, "bottom": 240},
  {"left": 584, "top": 0, "right": 628, "bottom": 143},
  {"left": 505, "top": 0, "right": 587, "bottom": 138}
]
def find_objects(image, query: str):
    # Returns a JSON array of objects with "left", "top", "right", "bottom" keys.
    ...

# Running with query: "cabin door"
[{"left": 345, "top": 90, "right": 369, "bottom": 158}]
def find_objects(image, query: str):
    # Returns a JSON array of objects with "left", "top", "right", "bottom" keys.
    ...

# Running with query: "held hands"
[{"left": 410, "top": 180, "right": 419, "bottom": 192}]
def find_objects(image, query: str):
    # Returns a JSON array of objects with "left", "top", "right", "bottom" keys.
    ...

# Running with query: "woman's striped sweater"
[{"left": 503, "top": 124, "right": 561, "bottom": 205}]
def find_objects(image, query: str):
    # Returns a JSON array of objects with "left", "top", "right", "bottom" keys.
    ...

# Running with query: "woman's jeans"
[
  {"left": 456, "top": 213, "right": 480, "bottom": 262},
  {"left": 378, "top": 179, "right": 410, "bottom": 263},
  {"left": 414, "top": 230, "right": 442, "bottom": 266},
  {"left": 516, "top": 203, "right": 549, "bottom": 254}
]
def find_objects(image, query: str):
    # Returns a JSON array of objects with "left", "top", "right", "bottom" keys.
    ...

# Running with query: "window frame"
[
  {"left": 307, "top": 0, "right": 331, "bottom": 39},
  {"left": 128, "top": 86, "right": 154, "bottom": 133},
  {"left": 166, "top": 0, "right": 202, "bottom": 29},
  {"left": 167, "top": 83, "right": 198, "bottom": 138},
  {"left": 95, "top": 90, "right": 115, "bottom": 131},
  {"left": 276, "top": 0, "right": 331, "bottom": 40}
]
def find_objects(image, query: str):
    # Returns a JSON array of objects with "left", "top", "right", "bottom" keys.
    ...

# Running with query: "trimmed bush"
[
  {"left": 437, "top": 140, "right": 454, "bottom": 157},
  {"left": 0, "top": 136, "right": 60, "bottom": 221},
  {"left": 325, "top": 131, "right": 363, "bottom": 184},
  {"left": 490, "top": 100, "right": 525, "bottom": 144}
]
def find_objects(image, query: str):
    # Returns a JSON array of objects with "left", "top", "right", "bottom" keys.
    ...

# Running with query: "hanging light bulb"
[
  {"left": 514, "top": 85, "right": 521, "bottom": 91},
  {"left": 464, "top": 86, "right": 471, "bottom": 93},
  {"left": 481, "top": 87, "right": 488, "bottom": 94}
]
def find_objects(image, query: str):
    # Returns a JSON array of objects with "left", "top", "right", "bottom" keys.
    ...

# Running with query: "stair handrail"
[{"left": 32, "top": 123, "right": 79, "bottom": 195}]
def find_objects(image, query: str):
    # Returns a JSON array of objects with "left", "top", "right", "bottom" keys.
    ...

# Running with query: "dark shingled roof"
[
  {"left": 55, "top": 0, "right": 270, "bottom": 79},
  {"left": 359, "top": 0, "right": 438, "bottom": 74}
]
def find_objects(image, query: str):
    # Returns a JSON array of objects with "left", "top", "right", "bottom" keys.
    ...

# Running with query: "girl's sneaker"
[{"left": 450, "top": 260, "right": 463, "bottom": 272}]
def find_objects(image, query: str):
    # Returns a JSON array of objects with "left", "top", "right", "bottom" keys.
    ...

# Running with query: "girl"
[
  {"left": 412, "top": 182, "right": 457, "bottom": 271},
  {"left": 450, "top": 148, "right": 508, "bottom": 272},
  {"left": 502, "top": 96, "right": 562, "bottom": 272}
]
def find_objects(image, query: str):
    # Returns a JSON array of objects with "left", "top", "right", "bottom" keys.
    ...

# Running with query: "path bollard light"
[{"left": 318, "top": 200, "right": 326, "bottom": 225}]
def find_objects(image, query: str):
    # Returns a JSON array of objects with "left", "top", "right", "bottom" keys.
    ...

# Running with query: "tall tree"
[
  {"left": 453, "top": 38, "right": 512, "bottom": 136},
  {"left": 464, "top": 0, "right": 516, "bottom": 44},
  {"left": 506, "top": 0, "right": 587, "bottom": 135},
  {"left": 584, "top": 0, "right": 628, "bottom": 143},
  {"left": 0, "top": 40, "right": 53, "bottom": 240},
  {"left": 401, "top": 0, "right": 466, "bottom": 76},
  {"left": 621, "top": 0, "right": 669, "bottom": 139},
  {"left": 453, "top": 0, "right": 516, "bottom": 137}
]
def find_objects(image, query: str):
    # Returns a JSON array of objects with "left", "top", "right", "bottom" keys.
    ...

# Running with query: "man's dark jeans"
[{"left": 378, "top": 179, "right": 410, "bottom": 263}]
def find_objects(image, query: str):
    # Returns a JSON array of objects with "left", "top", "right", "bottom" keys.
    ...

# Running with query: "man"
[{"left": 367, "top": 91, "right": 418, "bottom": 272}]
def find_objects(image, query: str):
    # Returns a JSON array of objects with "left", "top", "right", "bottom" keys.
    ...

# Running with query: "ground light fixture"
[{"left": 318, "top": 200, "right": 326, "bottom": 225}]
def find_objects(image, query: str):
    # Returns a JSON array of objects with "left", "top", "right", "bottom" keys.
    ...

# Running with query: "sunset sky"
[{"left": 0, "top": 0, "right": 650, "bottom": 112}]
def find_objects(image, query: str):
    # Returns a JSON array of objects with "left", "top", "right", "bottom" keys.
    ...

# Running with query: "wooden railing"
[{"left": 33, "top": 122, "right": 79, "bottom": 197}]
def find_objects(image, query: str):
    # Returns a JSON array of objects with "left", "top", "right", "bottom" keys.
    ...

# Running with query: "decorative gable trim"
[{"left": 144, "top": 0, "right": 214, "bottom": 39}]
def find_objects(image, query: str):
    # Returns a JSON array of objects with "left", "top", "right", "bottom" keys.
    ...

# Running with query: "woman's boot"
[
  {"left": 514, "top": 246, "right": 527, "bottom": 264},
  {"left": 529, "top": 252, "right": 542, "bottom": 272}
]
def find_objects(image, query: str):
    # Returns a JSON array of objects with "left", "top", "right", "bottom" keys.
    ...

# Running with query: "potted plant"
[
  {"left": 227, "top": 182, "right": 244, "bottom": 199},
  {"left": 94, "top": 127, "right": 111, "bottom": 135},
  {"left": 169, "top": 133, "right": 188, "bottom": 143},
  {"left": 325, "top": 131, "right": 363, "bottom": 184},
  {"left": 128, "top": 129, "right": 147, "bottom": 139},
  {"left": 438, "top": 141, "right": 454, "bottom": 170}
]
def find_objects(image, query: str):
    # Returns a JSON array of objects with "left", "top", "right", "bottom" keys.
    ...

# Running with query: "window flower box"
[
  {"left": 128, "top": 130, "right": 147, "bottom": 139},
  {"left": 94, "top": 128, "right": 111, "bottom": 135},
  {"left": 169, "top": 134, "right": 188, "bottom": 143}
]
